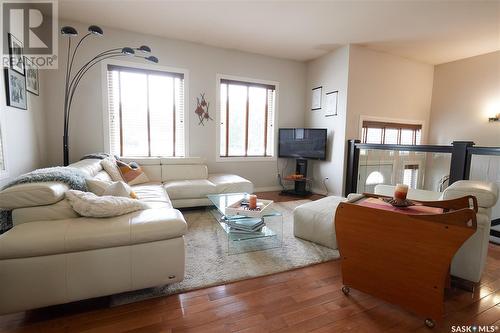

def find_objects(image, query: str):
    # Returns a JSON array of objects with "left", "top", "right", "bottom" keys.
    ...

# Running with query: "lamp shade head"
[
  {"left": 137, "top": 45, "right": 151, "bottom": 53},
  {"left": 146, "top": 56, "right": 159, "bottom": 63},
  {"left": 88, "top": 25, "right": 103, "bottom": 36},
  {"left": 61, "top": 26, "right": 78, "bottom": 36},
  {"left": 121, "top": 47, "right": 135, "bottom": 55}
]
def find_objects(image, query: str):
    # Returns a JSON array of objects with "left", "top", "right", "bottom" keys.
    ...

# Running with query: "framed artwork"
[
  {"left": 24, "top": 57, "right": 39, "bottom": 95},
  {"left": 4, "top": 68, "right": 28, "bottom": 110},
  {"left": 311, "top": 86, "right": 322, "bottom": 110},
  {"left": 325, "top": 91, "right": 338, "bottom": 117},
  {"left": 8, "top": 33, "right": 25, "bottom": 75}
]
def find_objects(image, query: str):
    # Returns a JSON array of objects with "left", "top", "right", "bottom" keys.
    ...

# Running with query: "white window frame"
[
  {"left": 101, "top": 59, "right": 190, "bottom": 157},
  {"left": 215, "top": 73, "right": 279, "bottom": 162}
]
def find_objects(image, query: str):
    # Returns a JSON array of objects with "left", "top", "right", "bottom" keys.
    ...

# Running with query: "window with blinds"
[
  {"left": 219, "top": 78, "right": 276, "bottom": 157},
  {"left": 107, "top": 65, "right": 185, "bottom": 157},
  {"left": 361, "top": 121, "right": 422, "bottom": 145},
  {"left": 403, "top": 164, "right": 419, "bottom": 189}
]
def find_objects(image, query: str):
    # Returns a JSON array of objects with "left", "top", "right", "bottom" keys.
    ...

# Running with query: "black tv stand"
[{"left": 280, "top": 159, "right": 312, "bottom": 197}]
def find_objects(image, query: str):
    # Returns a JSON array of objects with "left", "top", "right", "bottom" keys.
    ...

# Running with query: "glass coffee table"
[{"left": 207, "top": 193, "right": 283, "bottom": 255}]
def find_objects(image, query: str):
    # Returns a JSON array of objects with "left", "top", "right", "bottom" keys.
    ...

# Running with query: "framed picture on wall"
[
  {"left": 24, "top": 57, "right": 39, "bottom": 95},
  {"left": 311, "top": 86, "right": 322, "bottom": 110},
  {"left": 8, "top": 33, "right": 25, "bottom": 75},
  {"left": 325, "top": 91, "right": 338, "bottom": 117},
  {"left": 4, "top": 68, "right": 28, "bottom": 110}
]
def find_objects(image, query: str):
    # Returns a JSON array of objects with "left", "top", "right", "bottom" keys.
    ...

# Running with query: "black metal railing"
[{"left": 345, "top": 140, "right": 500, "bottom": 197}]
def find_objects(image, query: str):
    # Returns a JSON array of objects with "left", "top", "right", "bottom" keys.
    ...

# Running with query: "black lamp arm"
[
  {"left": 67, "top": 33, "right": 92, "bottom": 86},
  {"left": 65, "top": 53, "right": 128, "bottom": 128},
  {"left": 66, "top": 49, "right": 124, "bottom": 98}
]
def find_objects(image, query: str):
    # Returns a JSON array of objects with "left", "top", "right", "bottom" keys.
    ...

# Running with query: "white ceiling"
[{"left": 59, "top": 0, "right": 500, "bottom": 64}]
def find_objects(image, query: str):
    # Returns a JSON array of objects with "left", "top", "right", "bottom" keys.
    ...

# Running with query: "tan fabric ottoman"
[{"left": 293, "top": 196, "right": 347, "bottom": 249}]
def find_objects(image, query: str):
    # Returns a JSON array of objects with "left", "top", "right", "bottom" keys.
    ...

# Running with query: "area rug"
[{"left": 111, "top": 200, "right": 339, "bottom": 305}]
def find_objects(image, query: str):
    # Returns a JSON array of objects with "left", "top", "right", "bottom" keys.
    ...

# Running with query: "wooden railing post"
[
  {"left": 345, "top": 139, "right": 361, "bottom": 197},
  {"left": 449, "top": 141, "right": 475, "bottom": 185}
]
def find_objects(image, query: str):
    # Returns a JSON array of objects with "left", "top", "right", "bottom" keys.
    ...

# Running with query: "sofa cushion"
[
  {"left": 69, "top": 159, "right": 103, "bottom": 178},
  {"left": 0, "top": 208, "right": 187, "bottom": 259},
  {"left": 374, "top": 184, "right": 442, "bottom": 201},
  {"left": 442, "top": 180, "right": 499, "bottom": 208},
  {"left": 0, "top": 182, "right": 69, "bottom": 209},
  {"left": 163, "top": 179, "right": 217, "bottom": 199},
  {"left": 162, "top": 164, "right": 208, "bottom": 182},
  {"left": 12, "top": 199, "right": 79, "bottom": 226},
  {"left": 208, "top": 174, "right": 254, "bottom": 194},
  {"left": 93, "top": 170, "right": 112, "bottom": 182},
  {"left": 132, "top": 183, "right": 172, "bottom": 209}
]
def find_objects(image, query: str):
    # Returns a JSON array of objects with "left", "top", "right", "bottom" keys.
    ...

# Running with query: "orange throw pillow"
[{"left": 116, "top": 160, "right": 150, "bottom": 185}]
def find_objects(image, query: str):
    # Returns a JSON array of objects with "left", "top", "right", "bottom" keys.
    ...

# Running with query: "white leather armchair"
[{"left": 374, "top": 180, "right": 499, "bottom": 283}]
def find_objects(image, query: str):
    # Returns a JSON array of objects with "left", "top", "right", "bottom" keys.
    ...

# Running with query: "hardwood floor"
[
  {"left": 1, "top": 245, "right": 500, "bottom": 332},
  {"left": 255, "top": 191, "right": 325, "bottom": 203},
  {"left": 1, "top": 192, "right": 499, "bottom": 332}
]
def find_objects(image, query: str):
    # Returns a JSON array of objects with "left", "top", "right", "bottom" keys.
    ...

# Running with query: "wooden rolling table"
[{"left": 335, "top": 193, "right": 478, "bottom": 328}]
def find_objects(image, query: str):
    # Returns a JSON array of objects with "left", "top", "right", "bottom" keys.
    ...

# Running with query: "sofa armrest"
[
  {"left": 442, "top": 180, "right": 499, "bottom": 209},
  {"left": 374, "top": 184, "right": 442, "bottom": 201}
]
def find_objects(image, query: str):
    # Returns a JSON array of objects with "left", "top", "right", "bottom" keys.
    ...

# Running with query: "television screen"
[{"left": 278, "top": 128, "right": 327, "bottom": 160}]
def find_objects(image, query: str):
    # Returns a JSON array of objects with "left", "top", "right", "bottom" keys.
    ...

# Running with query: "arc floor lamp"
[{"left": 61, "top": 25, "right": 159, "bottom": 166}]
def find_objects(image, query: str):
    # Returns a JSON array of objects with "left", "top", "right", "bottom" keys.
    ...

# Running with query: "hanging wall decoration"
[
  {"left": 325, "top": 91, "right": 338, "bottom": 117},
  {"left": 195, "top": 93, "right": 212, "bottom": 126}
]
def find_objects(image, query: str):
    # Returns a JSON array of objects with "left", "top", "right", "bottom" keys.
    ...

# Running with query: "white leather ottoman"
[{"left": 293, "top": 196, "right": 347, "bottom": 249}]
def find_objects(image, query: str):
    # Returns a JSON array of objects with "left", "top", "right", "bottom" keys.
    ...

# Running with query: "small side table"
[
  {"left": 281, "top": 176, "right": 312, "bottom": 196},
  {"left": 335, "top": 193, "right": 478, "bottom": 328}
]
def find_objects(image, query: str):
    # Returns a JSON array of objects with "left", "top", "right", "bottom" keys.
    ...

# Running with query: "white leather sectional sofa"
[{"left": 0, "top": 157, "right": 253, "bottom": 314}]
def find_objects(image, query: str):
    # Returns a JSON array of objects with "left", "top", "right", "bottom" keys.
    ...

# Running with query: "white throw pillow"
[
  {"left": 65, "top": 190, "right": 148, "bottom": 217},
  {"left": 86, "top": 179, "right": 137, "bottom": 198},
  {"left": 101, "top": 158, "right": 123, "bottom": 182},
  {"left": 102, "top": 181, "right": 134, "bottom": 198},
  {"left": 86, "top": 179, "right": 111, "bottom": 196}
]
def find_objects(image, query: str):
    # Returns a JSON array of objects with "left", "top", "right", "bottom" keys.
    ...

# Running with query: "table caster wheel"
[
  {"left": 424, "top": 318, "right": 435, "bottom": 328},
  {"left": 342, "top": 286, "right": 350, "bottom": 295}
]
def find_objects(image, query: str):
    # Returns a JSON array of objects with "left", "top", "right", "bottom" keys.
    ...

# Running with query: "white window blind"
[
  {"left": 107, "top": 65, "right": 185, "bottom": 157},
  {"left": 219, "top": 79, "right": 276, "bottom": 157},
  {"left": 361, "top": 121, "right": 422, "bottom": 145}
]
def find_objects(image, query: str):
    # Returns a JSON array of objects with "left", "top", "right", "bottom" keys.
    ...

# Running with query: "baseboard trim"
[
  {"left": 254, "top": 186, "right": 283, "bottom": 192},
  {"left": 311, "top": 187, "right": 328, "bottom": 196}
]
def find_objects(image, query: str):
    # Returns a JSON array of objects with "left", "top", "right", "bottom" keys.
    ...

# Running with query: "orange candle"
[
  {"left": 249, "top": 194, "right": 257, "bottom": 209},
  {"left": 394, "top": 184, "right": 408, "bottom": 200}
]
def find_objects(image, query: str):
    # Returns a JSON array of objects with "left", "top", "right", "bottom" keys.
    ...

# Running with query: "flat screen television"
[{"left": 278, "top": 128, "right": 327, "bottom": 160}]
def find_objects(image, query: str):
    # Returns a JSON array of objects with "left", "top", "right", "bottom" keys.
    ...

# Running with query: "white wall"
[
  {"left": 304, "top": 46, "right": 350, "bottom": 195},
  {"left": 0, "top": 62, "right": 47, "bottom": 188},
  {"left": 43, "top": 21, "right": 306, "bottom": 189},
  {"left": 304, "top": 45, "right": 434, "bottom": 196},
  {"left": 346, "top": 45, "right": 434, "bottom": 142},
  {"left": 428, "top": 51, "right": 500, "bottom": 146},
  {"left": 428, "top": 51, "right": 500, "bottom": 218}
]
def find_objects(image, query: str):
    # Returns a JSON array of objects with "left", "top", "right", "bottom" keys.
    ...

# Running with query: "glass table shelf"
[{"left": 207, "top": 193, "right": 283, "bottom": 255}]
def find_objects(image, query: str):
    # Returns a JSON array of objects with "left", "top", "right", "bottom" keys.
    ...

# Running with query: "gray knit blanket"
[{"left": 0, "top": 167, "right": 89, "bottom": 234}]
